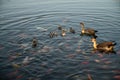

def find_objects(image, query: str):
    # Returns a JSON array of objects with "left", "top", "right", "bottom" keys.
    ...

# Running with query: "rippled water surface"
[{"left": 0, "top": 0, "right": 120, "bottom": 80}]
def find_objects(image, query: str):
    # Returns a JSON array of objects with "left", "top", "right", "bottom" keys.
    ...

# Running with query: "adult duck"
[
  {"left": 80, "top": 22, "right": 97, "bottom": 37},
  {"left": 91, "top": 37, "right": 116, "bottom": 53}
]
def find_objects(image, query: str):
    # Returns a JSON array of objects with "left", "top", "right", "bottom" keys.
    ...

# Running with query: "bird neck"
[
  {"left": 93, "top": 40, "right": 97, "bottom": 49},
  {"left": 81, "top": 24, "right": 85, "bottom": 30}
]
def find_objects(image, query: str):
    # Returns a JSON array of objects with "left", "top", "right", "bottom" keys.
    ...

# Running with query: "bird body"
[
  {"left": 49, "top": 32, "right": 58, "bottom": 38},
  {"left": 61, "top": 29, "right": 66, "bottom": 37},
  {"left": 80, "top": 22, "right": 97, "bottom": 37},
  {"left": 91, "top": 38, "right": 116, "bottom": 52}
]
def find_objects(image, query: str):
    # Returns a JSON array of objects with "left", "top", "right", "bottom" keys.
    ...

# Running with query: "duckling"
[
  {"left": 61, "top": 29, "right": 66, "bottom": 37},
  {"left": 58, "top": 25, "right": 62, "bottom": 30},
  {"left": 49, "top": 31, "right": 58, "bottom": 38},
  {"left": 69, "top": 27, "right": 75, "bottom": 34},
  {"left": 32, "top": 38, "right": 38, "bottom": 48},
  {"left": 80, "top": 22, "right": 97, "bottom": 37},
  {"left": 91, "top": 37, "right": 116, "bottom": 53}
]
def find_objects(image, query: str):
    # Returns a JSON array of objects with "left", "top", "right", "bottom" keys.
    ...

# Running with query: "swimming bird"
[
  {"left": 49, "top": 31, "right": 58, "bottom": 38},
  {"left": 80, "top": 22, "right": 97, "bottom": 37},
  {"left": 32, "top": 38, "right": 38, "bottom": 48},
  {"left": 69, "top": 27, "right": 75, "bottom": 34},
  {"left": 61, "top": 29, "right": 66, "bottom": 37},
  {"left": 91, "top": 37, "right": 116, "bottom": 53},
  {"left": 58, "top": 25, "right": 62, "bottom": 30}
]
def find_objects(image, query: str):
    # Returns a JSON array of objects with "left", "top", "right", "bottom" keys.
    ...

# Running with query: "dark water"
[{"left": 0, "top": 0, "right": 120, "bottom": 80}]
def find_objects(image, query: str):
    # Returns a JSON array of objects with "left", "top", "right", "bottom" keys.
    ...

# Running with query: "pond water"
[{"left": 0, "top": 0, "right": 120, "bottom": 80}]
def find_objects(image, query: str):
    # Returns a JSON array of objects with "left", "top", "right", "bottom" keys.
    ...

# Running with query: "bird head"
[
  {"left": 91, "top": 37, "right": 96, "bottom": 43},
  {"left": 80, "top": 22, "right": 84, "bottom": 26}
]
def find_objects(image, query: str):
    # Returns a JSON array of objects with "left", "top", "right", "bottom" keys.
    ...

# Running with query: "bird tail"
[
  {"left": 113, "top": 42, "right": 117, "bottom": 45},
  {"left": 95, "top": 30, "right": 98, "bottom": 32},
  {"left": 112, "top": 41, "right": 117, "bottom": 45},
  {"left": 93, "top": 35, "right": 97, "bottom": 39}
]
